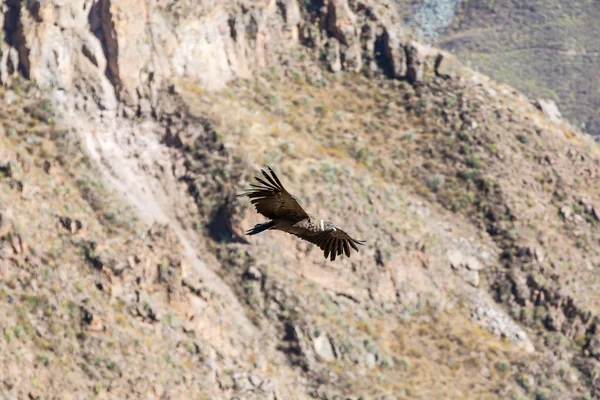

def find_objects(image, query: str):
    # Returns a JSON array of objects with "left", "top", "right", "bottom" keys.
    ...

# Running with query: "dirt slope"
[{"left": 1, "top": 0, "right": 600, "bottom": 399}]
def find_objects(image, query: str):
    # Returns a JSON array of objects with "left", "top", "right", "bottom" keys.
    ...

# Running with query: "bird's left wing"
[
  {"left": 293, "top": 228, "right": 366, "bottom": 261},
  {"left": 238, "top": 166, "right": 309, "bottom": 221}
]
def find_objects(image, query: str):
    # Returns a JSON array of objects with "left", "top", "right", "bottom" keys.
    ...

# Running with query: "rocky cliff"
[
  {"left": 1, "top": 0, "right": 600, "bottom": 399},
  {"left": 2, "top": 0, "right": 405, "bottom": 114}
]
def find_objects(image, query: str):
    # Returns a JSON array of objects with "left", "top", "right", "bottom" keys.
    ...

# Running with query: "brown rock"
[
  {"left": 81, "top": 307, "right": 104, "bottom": 331},
  {"left": 0, "top": 211, "right": 12, "bottom": 238},
  {"left": 59, "top": 216, "right": 84, "bottom": 234},
  {"left": 405, "top": 41, "right": 438, "bottom": 83},
  {"left": 589, "top": 333, "right": 600, "bottom": 360},
  {"left": 560, "top": 206, "right": 572, "bottom": 220},
  {"left": 406, "top": 41, "right": 425, "bottom": 83},
  {"left": 448, "top": 250, "right": 463, "bottom": 270},
  {"left": 532, "top": 247, "right": 544, "bottom": 263},
  {"left": 533, "top": 98, "right": 562, "bottom": 123},
  {"left": 545, "top": 306, "right": 565, "bottom": 332},
  {"left": 435, "top": 52, "right": 466, "bottom": 79},
  {"left": 326, "top": 0, "right": 358, "bottom": 46},
  {"left": 244, "top": 266, "right": 262, "bottom": 281},
  {"left": 465, "top": 256, "right": 485, "bottom": 271},
  {"left": 464, "top": 270, "right": 480, "bottom": 287},
  {"left": 448, "top": 250, "right": 484, "bottom": 271},
  {"left": 326, "top": 39, "right": 342, "bottom": 73},
  {"left": 0, "top": 242, "right": 13, "bottom": 259},
  {"left": 10, "top": 233, "right": 26, "bottom": 255},
  {"left": 42, "top": 160, "right": 55, "bottom": 174},
  {"left": 313, "top": 335, "right": 335, "bottom": 362},
  {"left": 382, "top": 25, "right": 407, "bottom": 78}
]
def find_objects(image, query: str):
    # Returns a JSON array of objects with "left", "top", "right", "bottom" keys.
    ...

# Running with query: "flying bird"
[{"left": 238, "top": 166, "right": 365, "bottom": 261}]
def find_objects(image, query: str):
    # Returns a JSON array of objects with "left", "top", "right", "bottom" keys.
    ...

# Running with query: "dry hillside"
[{"left": 1, "top": 0, "right": 600, "bottom": 399}]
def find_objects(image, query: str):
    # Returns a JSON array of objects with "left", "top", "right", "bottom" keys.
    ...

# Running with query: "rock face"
[
  {"left": 0, "top": 0, "right": 465, "bottom": 115},
  {"left": 2, "top": 0, "right": 600, "bottom": 399},
  {"left": 533, "top": 98, "right": 563, "bottom": 123},
  {"left": 2, "top": 0, "right": 301, "bottom": 112},
  {"left": 313, "top": 335, "right": 336, "bottom": 362},
  {"left": 0, "top": 0, "right": 299, "bottom": 111}
]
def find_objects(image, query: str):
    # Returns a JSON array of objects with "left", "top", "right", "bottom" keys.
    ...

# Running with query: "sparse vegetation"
[{"left": 1, "top": 3, "right": 600, "bottom": 398}]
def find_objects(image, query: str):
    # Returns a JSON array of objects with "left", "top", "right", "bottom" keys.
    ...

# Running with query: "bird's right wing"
[
  {"left": 293, "top": 228, "right": 366, "bottom": 261},
  {"left": 238, "top": 166, "right": 309, "bottom": 221}
]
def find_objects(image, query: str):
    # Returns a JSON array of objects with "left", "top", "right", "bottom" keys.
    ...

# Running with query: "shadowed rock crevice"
[
  {"left": 3, "top": 0, "right": 30, "bottom": 78},
  {"left": 325, "top": 1, "right": 348, "bottom": 45},
  {"left": 374, "top": 29, "right": 394, "bottom": 78},
  {"left": 208, "top": 201, "right": 245, "bottom": 243},
  {"left": 227, "top": 16, "right": 237, "bottom": 41},
  {"left": 278, "top": 322, "right": 309, "bottom": 371},
  {"left": 154, "top": 101, "right": 249, "bottom": 244},
  {"left": 25, "top": 0, "right": 42, "bottom": 23},
  {"left": 88, "top": 0, "right": 121, "bottom": 98},
  {"left": 303, "top": 0, "right": 326, "bottom": 18}
]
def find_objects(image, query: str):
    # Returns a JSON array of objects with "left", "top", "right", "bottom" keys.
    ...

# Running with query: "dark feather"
[
  {"left": 323, "top": 236, "right": 333, "bottom": 259},
  {"left": 261, "top": 169, "right": 281, "bottom": 189},
  {"left": 289, "top": 225, "right": 365, "bottom": 262},
  {"left": 239, "top": 166, "right": 366, "bottom": 261},
  {"left": 267, "top": 166, "right": 285, "bottom": 188},
  {"left": 246, "top": 221, "right": 275, "bottom": 235},
  {"left": 238, "top": 167, "right": 308, "bottom": 221},
  {"left": 343, "top": 241, "right": 350, "bottom": 257}
]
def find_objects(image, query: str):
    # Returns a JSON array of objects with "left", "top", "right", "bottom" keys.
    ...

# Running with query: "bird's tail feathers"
[{"left": 246, "top": 220, "right": 275, "bottom": 235}]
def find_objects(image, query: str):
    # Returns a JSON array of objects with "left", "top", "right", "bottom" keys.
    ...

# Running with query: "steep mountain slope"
[{"left": 1, "top": 0, "right": 600, "bottom": 399}]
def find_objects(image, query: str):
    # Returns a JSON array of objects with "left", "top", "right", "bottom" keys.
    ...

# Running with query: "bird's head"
[{"left": 324, "top": 220, "right": 337, "bottom": 231}]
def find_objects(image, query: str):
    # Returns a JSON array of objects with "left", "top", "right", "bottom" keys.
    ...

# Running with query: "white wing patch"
[{"left": 320, "top": 219, "right": 324, "bottom": 231}]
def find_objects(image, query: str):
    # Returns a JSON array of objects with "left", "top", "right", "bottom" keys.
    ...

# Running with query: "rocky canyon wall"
[{"left": 0, "top": 0, "right": 467, "bottom": 116}]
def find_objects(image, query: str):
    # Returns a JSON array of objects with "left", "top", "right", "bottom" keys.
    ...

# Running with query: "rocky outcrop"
[
  {"left": 1, "top": 0, "right": 295, "bottom": 112},
  {"left": 0, "top": 0, "right": 467, "bottom": 117},
  {"left": 0, "top": 0, "right": 308, "bottom": 113},
  {"left": 533, "top": 98, "right": 563, "bottom": 123}
]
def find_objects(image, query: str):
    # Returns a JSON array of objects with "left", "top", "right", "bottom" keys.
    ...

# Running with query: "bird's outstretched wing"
[
  {"left": 238, "top": 166, "right": 309, "bottom": 221},
  {"left": 293, "top": 228, "right": 366, "bottom": 261}
]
